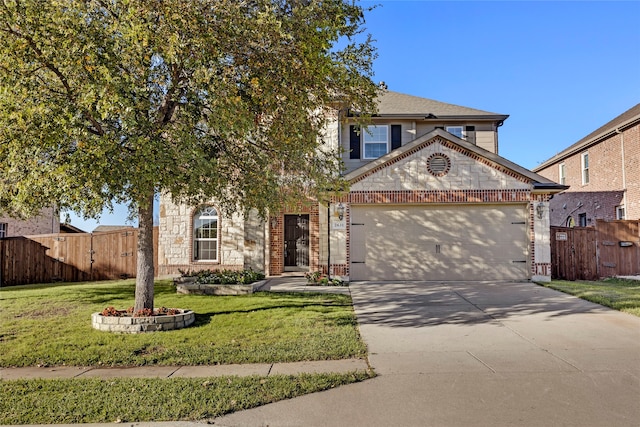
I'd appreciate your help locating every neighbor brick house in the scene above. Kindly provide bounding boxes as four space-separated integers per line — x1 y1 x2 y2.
0 207 60 238
534 103 640 226
159 90 565 282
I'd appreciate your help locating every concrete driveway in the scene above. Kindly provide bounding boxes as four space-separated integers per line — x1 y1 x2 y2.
214 281 640 427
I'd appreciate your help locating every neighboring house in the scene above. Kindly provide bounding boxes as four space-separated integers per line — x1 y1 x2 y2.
0 207 60 238
159 90 565 282
534 103 640 227
59 223 86 233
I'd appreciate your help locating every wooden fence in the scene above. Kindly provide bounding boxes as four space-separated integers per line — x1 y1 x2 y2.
550 220 640 281
0 228 158 286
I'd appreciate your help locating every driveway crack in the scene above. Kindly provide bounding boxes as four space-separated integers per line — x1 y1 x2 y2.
467 351 496 373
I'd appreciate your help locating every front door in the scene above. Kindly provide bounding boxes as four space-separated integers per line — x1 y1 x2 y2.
284 214 309 270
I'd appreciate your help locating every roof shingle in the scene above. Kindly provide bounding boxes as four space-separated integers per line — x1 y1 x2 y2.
376 90 506 117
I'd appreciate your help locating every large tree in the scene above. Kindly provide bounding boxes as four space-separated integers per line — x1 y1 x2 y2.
0 0 377 310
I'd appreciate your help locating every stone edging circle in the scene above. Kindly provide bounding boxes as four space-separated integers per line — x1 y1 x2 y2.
92 310 195 333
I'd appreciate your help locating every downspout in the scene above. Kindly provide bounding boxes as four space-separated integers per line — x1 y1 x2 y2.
618 128 627 215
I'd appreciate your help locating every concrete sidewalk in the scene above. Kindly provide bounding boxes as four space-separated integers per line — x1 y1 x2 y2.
0 358 368 381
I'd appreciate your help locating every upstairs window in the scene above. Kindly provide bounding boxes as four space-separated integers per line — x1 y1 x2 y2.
559 163 566 185
193 206 219 261
445 126 465 140
0 223 6 239
349 124 401 160
581 152 589 185
363 125 389 159
616 206 625 220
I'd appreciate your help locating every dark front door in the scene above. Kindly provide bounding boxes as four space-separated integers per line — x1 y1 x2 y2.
284 215 309 269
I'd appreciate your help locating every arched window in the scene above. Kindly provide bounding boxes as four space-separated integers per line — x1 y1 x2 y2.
193 206 218 261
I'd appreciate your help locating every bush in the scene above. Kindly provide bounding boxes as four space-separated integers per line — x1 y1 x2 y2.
178 268 265 285
304 271 347 287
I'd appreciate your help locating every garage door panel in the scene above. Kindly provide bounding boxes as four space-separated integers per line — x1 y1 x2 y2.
350 205 529 281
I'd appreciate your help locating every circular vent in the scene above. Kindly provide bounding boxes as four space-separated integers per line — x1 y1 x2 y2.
427 153 451 177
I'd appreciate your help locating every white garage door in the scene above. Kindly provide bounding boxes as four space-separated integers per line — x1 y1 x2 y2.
350 204 529 281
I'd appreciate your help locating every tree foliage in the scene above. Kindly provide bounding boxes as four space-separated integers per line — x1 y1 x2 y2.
0 0 377 309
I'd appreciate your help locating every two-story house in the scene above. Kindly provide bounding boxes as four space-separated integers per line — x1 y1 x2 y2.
158 90 565 282
534 103 640 227
0 207 60 238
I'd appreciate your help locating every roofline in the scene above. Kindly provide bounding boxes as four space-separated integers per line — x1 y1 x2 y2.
533 111 640 172
347 113 509 122
345 128 562 189
532 183 569 193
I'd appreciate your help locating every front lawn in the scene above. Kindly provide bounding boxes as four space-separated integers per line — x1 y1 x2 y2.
0 279 371 424
540 277 640 317
0 373 371 425
0 279 366 367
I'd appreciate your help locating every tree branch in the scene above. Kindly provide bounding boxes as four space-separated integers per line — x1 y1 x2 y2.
2 24 106 136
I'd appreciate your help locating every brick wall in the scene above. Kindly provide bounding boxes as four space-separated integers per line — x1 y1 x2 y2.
537 121 640 224
0 207 59 237
268 203 320 276
623 123 640 219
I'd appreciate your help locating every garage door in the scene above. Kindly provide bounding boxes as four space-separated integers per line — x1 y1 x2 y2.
350 204 529 281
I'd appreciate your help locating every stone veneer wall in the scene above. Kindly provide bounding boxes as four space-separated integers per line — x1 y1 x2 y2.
317 202 348 277
158 194 247 276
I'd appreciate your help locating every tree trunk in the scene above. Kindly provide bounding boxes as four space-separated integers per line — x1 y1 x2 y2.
134 191 155 312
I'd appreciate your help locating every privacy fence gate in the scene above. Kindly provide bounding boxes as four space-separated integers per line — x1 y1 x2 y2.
550 220 640 281
0 228 158 286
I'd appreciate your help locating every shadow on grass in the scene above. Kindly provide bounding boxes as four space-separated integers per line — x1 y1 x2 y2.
193 299 353 327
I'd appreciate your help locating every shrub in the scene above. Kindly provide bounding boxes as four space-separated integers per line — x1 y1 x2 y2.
179 268 265 285
304 271 347 287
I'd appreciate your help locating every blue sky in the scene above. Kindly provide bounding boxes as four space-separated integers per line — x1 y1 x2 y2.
63 0 640 231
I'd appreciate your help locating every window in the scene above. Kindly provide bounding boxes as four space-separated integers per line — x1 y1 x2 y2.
559 163 566 185
193 206 218 261
445 126 465 140
578 213 587 227
363 125 389 159
581 152 589 185
0 223 6 239
616 206 626 220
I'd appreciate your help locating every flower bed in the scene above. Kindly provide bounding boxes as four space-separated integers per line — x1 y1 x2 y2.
92 307 195 333
174 268 267 295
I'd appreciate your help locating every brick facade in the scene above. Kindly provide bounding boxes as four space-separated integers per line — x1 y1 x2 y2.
0 207 59 237
269 203 320 276
535 104 640 225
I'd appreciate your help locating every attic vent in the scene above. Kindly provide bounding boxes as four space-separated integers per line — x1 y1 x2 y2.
427 153 451 177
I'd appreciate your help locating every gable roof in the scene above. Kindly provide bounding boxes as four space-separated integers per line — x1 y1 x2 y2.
374 90 509 121
534 103 640 171
345 128 566 192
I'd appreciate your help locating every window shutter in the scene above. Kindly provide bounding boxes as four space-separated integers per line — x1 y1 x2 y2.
391 125 402 150
349 125 360 159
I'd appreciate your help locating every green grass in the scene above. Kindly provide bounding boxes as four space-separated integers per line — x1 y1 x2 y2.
540 277 640 317
0 279 372 424
0 372 373 425
0 279 367 367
